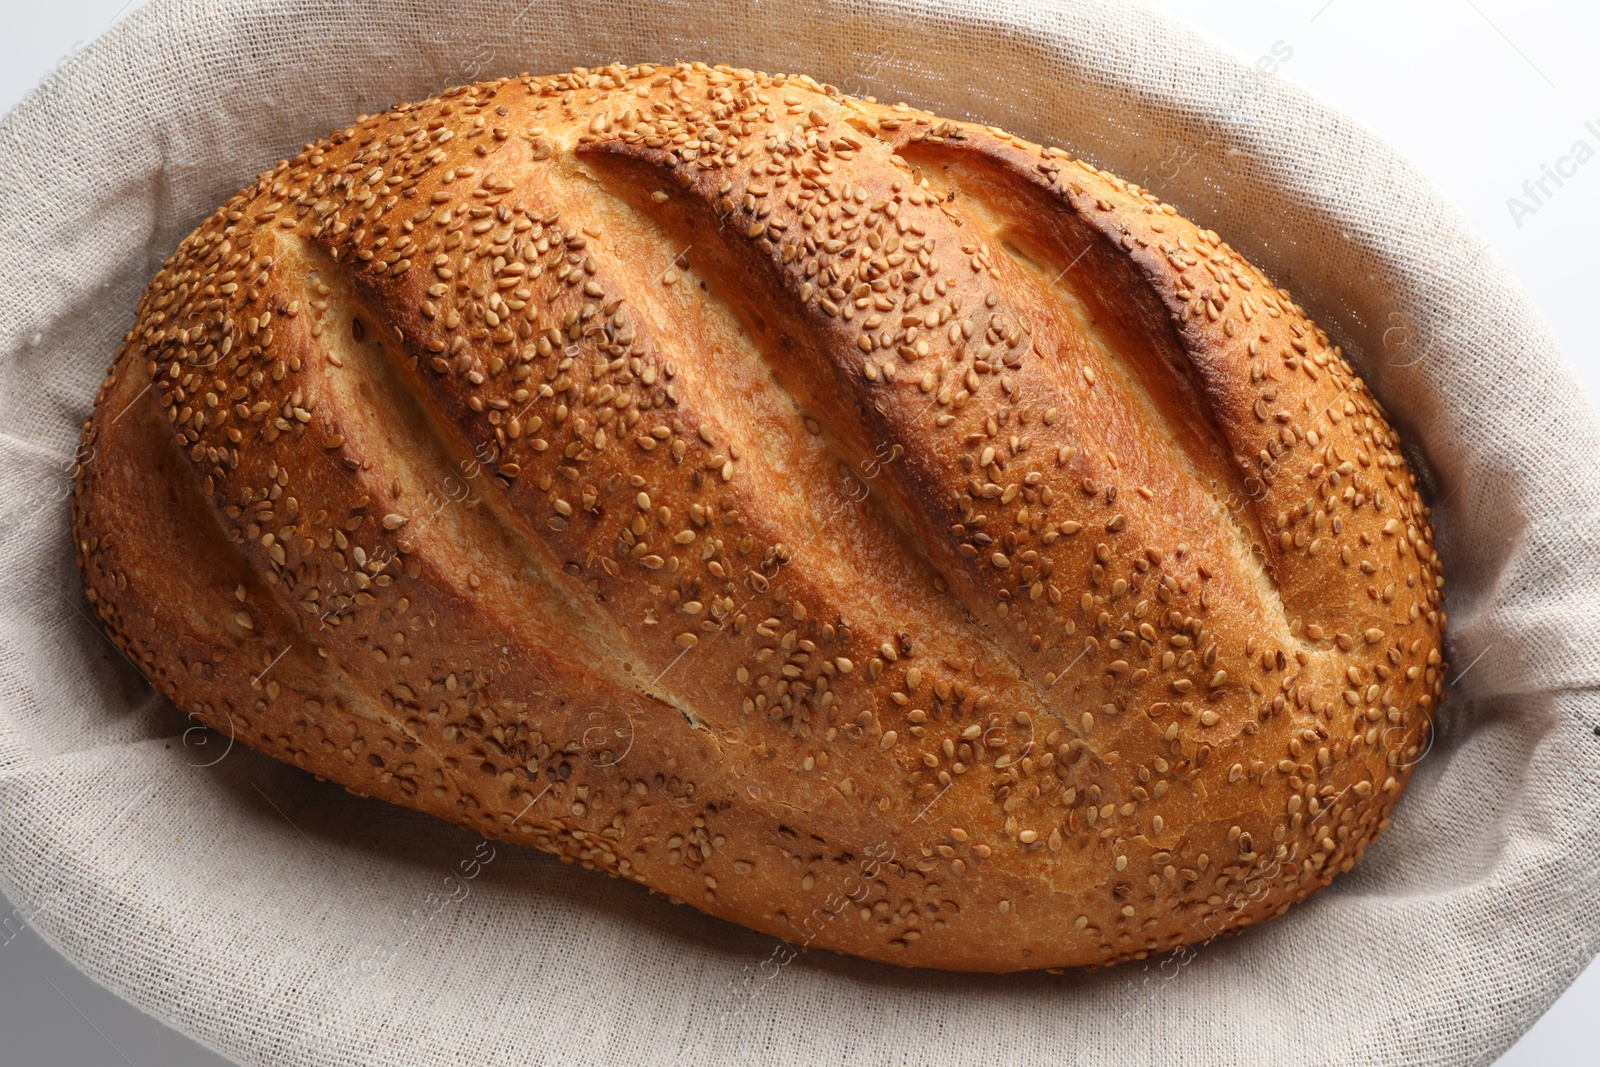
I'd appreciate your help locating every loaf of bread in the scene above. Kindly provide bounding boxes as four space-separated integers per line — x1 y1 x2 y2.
71 62 1446 972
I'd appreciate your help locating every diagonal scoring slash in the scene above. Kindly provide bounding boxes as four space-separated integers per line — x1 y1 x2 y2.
649 577 767 687
895 243 1092 434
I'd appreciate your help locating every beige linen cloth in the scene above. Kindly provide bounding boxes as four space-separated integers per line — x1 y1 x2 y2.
2 0 1597 1063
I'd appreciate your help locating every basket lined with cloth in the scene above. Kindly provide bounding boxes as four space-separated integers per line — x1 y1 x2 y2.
1 0 1597 1063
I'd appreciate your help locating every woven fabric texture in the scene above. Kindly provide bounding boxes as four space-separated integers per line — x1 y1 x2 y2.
1 0 1597 1063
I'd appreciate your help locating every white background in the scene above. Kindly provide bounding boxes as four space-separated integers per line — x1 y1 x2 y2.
0 0 1595 1063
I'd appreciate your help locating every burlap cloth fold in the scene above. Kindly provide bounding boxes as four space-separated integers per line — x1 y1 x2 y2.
1 0 1596 1063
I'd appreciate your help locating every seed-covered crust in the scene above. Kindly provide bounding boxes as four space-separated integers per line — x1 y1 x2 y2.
71 62 1446 972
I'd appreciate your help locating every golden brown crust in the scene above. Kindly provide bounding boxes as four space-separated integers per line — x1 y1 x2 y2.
71 63 1445 972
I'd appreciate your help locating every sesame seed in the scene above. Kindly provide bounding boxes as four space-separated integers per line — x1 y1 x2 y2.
75 66 1446 971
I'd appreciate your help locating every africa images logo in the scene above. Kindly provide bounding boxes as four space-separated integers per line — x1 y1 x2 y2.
1506 120 1600 229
